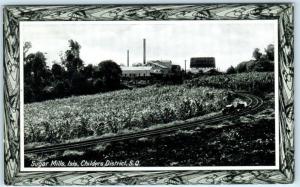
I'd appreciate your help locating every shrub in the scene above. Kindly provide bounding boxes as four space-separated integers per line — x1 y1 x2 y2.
185 72 274 93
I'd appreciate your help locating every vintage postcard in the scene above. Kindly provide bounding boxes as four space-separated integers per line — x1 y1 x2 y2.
4 4 294 185
20 20 279 171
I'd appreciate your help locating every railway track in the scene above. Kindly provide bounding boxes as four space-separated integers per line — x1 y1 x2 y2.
25 93 264 154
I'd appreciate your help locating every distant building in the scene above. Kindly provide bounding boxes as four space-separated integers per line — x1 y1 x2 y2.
121 60 181 78
190 57 215 73
146 60 172 75
121 66 152 78
147 60 172 68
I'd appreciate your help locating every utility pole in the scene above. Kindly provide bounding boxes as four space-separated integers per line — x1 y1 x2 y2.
184 59 187 74
143 38 146 64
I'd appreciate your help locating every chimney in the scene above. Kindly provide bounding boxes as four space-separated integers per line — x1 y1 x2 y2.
127 50 129 67
143 38 146 64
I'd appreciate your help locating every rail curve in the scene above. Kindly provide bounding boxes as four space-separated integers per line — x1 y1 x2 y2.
25 92 264 154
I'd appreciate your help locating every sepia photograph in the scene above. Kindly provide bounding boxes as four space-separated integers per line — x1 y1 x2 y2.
20 20 279 170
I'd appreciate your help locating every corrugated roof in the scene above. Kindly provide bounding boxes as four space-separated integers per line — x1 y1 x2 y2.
149 62 168 69
147 60 172 69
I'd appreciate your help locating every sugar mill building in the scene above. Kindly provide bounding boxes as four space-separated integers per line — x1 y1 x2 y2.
121 38 181 78
121 60 180 78
146 60 172 75
121 66 152 78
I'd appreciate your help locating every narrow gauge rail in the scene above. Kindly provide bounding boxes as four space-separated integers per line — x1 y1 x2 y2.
25 93 264 154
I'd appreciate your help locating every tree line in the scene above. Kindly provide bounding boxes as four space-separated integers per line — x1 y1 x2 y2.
226 44 275 74
24 40 122 103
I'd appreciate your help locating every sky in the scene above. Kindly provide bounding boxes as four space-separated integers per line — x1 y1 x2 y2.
21 20 277 71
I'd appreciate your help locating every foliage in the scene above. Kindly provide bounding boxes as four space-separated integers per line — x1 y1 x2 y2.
265 44 274 61
24 51 51 102
62 40 83 73
23 41 32 57
252 48 262 60
51 63 65 80
23 41 124 103
98 60 122 91
235 44 274 73
236 59 274 73
226 66 236 74
24 85 231 144
185 72 274 93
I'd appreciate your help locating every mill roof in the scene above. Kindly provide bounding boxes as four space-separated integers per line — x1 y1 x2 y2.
147 60 172 69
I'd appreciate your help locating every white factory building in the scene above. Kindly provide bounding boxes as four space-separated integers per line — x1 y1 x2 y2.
120 39 180 78
121 60 174 78
121 66 152 78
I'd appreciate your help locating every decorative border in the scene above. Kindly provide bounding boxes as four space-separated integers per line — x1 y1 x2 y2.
3 4 294 185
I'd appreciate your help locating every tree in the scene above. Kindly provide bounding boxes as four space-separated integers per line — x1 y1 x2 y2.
93 78 104 92
246 60 264 72
24 83 35 103
54 80 70 98
98 60 122 90
82 64 94 78
265 44 274 61
82 64 98 93
89 65 101 79
71 71 86 95
68 39 81 58
24 52 48 85
63 52 84 73
236 61 248 73
23 41 32 58
31 52 48 79
252 48 262 60
23 51 49 102
62 40 84 74
51 63 65 80
226 66 236 74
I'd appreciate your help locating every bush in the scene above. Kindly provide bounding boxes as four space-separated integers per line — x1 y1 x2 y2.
24 84 35 103
185 72 274 93
93 78 104 93
54 80 71 98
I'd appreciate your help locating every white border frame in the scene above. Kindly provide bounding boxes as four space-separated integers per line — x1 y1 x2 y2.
19 20 279 172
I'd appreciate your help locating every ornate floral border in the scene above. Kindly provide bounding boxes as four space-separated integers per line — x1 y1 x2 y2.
3 4 294 185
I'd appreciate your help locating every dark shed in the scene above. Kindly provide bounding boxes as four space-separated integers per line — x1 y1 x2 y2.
190 57 215 68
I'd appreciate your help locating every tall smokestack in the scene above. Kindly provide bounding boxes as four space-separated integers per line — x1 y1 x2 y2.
143 38 146 64
127 50 129 67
